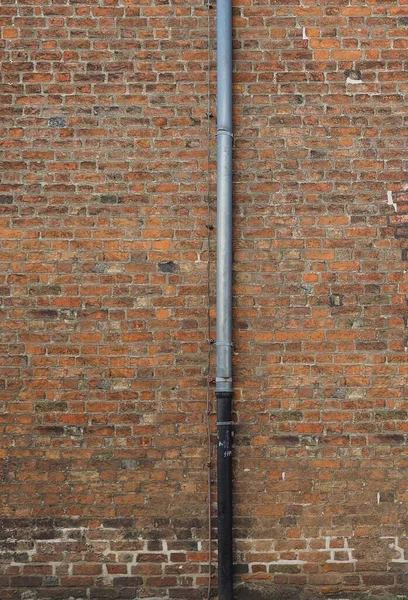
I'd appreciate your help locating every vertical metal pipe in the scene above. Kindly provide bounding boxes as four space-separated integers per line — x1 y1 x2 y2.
216 1 233 599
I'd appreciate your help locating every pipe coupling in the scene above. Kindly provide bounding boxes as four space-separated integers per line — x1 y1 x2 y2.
216 128 234 138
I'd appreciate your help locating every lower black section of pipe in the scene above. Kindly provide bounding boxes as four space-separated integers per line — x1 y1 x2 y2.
216 391 233 600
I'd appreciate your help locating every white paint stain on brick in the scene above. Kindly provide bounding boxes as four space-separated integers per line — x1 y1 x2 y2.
239 537 356 568
346 77 363 84
387 190 398 212
380 537 408 562
274 559 306 564
319 537 356 563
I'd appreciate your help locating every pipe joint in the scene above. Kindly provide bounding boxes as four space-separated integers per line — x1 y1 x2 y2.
216 128 234 139
215 381 233 394
215 391 233 399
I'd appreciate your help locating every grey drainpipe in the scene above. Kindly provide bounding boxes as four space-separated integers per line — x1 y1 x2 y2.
216 1 233 599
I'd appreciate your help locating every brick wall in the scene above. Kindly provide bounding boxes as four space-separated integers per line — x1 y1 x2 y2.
1 0 408 599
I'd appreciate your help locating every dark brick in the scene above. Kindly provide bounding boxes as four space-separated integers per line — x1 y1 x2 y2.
35 426 65 435
169 589 204 599
235 585 302 600
270 436 299 446
394 226 408 238
279 516 298 527
44 576 60 586
310 150 327 159
372 434 405 444
102 518 135 528
10 576 43 587
270 411 303 422
158 261 177 273
100 195 123 204
147 540 163 551
112 577 143 586
90 588 118 600
28 285 62 296
48 116 67 127
28 310 59 319
37 588 88 599
31 529 57 540
90 590 120 599
35 402 68 412
362 574 395 585
378 491 395 503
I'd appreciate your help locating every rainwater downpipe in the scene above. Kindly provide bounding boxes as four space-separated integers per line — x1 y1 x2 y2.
216 1 233 599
